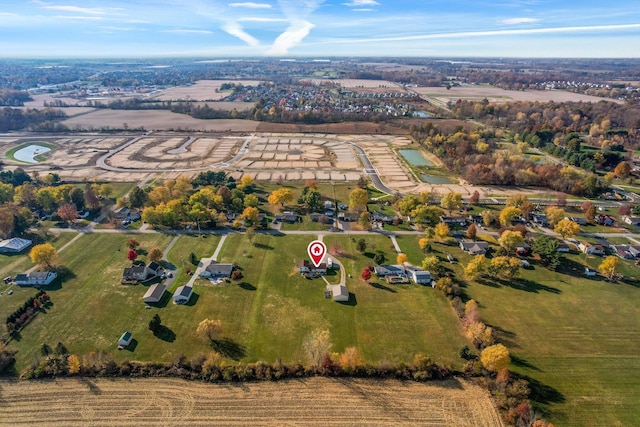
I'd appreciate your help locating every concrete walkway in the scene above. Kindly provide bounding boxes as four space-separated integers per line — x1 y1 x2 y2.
389 234 402 254
317 234 346 287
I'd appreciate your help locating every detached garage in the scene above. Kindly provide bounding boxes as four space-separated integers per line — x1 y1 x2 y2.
173 285 193 304
143 283 167 304
331 285 349 302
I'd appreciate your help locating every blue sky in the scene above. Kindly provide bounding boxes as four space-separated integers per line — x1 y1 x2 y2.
0 0 639 58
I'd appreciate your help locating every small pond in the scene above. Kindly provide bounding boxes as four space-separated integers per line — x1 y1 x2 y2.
13 144 51 163
399 149 433 166
421 174 452 184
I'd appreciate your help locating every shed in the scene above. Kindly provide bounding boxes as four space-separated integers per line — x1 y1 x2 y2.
584 268 597 277
331 285 349 302
410 269 431 284
143 283 167 303
118 331 133 347
173 285 193 304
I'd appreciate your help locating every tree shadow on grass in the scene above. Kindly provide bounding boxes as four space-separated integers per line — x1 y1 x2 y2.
490 324 520 350
211 338 246 361
507 278 561 294
511 354 541 372
237 282 256 291
368 281 396 293
254 243 273 250
153 325 176 342
519 374 565 405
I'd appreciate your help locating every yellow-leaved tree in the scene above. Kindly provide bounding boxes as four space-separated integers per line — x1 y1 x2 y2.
480 343 511 372
197 319 222 344
598 255 620 280
29 243 58 269
396 253 408 265
267 188 293 207
554 218 580 239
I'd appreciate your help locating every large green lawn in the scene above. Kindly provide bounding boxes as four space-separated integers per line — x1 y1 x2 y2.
396 234 640 426
7 232 468 374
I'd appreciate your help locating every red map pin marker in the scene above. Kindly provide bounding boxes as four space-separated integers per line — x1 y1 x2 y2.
307 240 327 268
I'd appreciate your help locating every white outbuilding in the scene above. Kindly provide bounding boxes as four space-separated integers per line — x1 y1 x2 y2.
118 331 133 348
331 284 349 302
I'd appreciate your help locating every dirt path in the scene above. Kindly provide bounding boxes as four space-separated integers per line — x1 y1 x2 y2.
0 377 504 427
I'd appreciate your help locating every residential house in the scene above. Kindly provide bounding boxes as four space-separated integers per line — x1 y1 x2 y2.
122 264 156 283
275 211 299 223
143 283 167 303
459 240 490 255
118 331 133 347
595 214 615 226
531 213 548 227
578 242 605 255
338 212 359 222
610 244 640 259
373 264 406 277
468 214 483 224
331 284 349 302
0 237 32 254
557 243 571 253
622 215 640 226
173 285 193 304
14 271 57 287
200 261 234 278
371 211 399 224
440 216 467 227
297 260 327 275
566 216 587 225
409 269 431 284
114 207 131 219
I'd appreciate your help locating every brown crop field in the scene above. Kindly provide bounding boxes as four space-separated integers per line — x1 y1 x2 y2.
0 377 503 426
414 85 623 105
62 109 260 132
151 79 265 101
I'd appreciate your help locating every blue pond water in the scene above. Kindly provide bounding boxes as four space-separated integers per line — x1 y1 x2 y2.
13 144 50 163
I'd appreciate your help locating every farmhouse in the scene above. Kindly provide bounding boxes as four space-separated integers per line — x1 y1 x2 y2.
331 284 349 302
200 261 234 278
14 271 57 287
173 285 193 304
578 241 605 255
459 240 490 255
297 260 327 275
409 269 431 284
143 283 167 304
122 263 158 283
118 331 133 348
0 237 32 254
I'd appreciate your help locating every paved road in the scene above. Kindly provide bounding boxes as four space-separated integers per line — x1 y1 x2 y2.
344 141 395 195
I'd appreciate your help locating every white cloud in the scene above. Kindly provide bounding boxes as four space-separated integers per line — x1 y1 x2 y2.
52 15 104 21
500 17 540 25
266 20 314 55
353 8 374 12
229 2 272 8
164 29 213 34
40 5 107 15
238 17 288 22
222 22 260 46
343 0 379 6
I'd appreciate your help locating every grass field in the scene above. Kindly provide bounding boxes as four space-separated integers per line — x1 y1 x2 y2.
394 234 640 426
165 234 221 291
0 377 503 426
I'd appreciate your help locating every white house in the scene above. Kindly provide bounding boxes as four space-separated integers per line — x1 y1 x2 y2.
410 269 431 284
118 331 133 347
578 242 605 255
622 215 640 226
0 237 32 253
200 261 234 278
173 285 193 304
14 271 57 287
143 283 167 304
331 284 349 302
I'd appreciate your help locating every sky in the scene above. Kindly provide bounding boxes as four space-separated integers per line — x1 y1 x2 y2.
0 0 639 58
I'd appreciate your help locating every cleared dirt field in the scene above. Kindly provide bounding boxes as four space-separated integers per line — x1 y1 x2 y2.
62 110 260 132
150 80 265 101
0 377 503 427
414 85 623 105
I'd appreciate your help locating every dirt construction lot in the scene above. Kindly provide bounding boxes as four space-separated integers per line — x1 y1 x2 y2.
0 377 503 426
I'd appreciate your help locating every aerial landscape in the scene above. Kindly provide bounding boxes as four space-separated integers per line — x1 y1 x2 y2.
0 1 639 426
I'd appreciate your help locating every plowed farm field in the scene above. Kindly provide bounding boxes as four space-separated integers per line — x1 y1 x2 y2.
0 377 503 427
